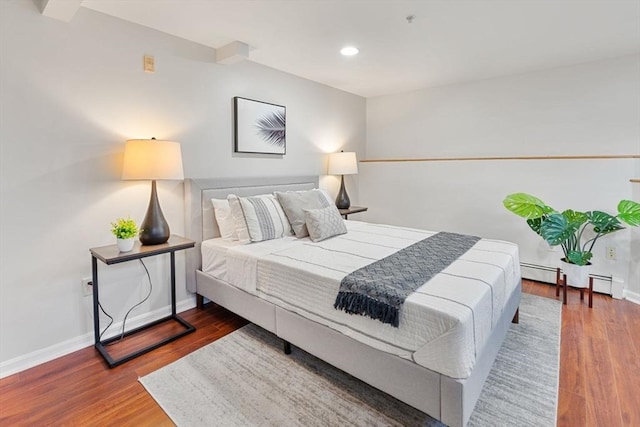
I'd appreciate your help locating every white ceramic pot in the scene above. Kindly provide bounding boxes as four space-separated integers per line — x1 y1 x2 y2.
560 259 592 288
117 237 135 252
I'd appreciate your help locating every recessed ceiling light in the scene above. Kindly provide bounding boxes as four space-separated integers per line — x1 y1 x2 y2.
340 46 359 56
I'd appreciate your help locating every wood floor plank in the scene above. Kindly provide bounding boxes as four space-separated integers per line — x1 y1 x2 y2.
582 298 624 427
604 299 640 426
558 299 586 397
557 387 587 427
0 281 638 426
621 299 640 354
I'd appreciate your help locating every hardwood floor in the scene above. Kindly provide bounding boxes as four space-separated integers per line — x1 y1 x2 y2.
521 281 640 427
1 280 638 426
0 306 248 426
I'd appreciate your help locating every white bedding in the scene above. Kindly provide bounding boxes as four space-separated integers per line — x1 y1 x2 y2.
201 221 520 379
201 238 245 281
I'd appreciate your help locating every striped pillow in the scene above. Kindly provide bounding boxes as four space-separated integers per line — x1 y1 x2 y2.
228 194 293 242
227 195 251 243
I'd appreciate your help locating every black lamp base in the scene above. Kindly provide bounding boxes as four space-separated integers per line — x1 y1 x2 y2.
335 175 351 210
139 180 170 245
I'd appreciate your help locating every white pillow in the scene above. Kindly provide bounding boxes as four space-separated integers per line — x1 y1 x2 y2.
304 205 347 242
229 194 293 242
211 198 237 241
227 194 251 243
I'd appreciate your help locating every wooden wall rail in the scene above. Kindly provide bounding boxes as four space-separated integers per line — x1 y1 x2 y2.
631 179 640 183
360 154 640 163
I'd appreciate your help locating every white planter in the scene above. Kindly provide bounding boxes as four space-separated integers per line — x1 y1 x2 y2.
560 259 592 288
117 237 135 252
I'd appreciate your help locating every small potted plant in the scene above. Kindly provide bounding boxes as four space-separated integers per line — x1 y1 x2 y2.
503 194 640 286
111 217 139 252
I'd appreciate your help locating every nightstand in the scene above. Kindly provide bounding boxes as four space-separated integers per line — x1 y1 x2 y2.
90 235 196 368
338 206 368 219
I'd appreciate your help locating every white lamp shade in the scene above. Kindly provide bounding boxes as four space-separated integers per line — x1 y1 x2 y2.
122 139 184 180
328 151 358 175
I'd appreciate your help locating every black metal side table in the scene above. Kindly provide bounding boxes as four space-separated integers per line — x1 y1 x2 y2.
338 206 368 219
90 235 196 368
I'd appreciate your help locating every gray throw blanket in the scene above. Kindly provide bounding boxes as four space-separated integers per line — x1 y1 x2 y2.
334 232 481 327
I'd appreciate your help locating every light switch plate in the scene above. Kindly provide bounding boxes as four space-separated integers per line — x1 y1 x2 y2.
144 55 155 73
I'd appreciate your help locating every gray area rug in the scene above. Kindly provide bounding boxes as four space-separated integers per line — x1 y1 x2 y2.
140 293 561 426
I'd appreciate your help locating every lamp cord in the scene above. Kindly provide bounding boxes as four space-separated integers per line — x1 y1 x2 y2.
98 302 114 341
99 259 153 344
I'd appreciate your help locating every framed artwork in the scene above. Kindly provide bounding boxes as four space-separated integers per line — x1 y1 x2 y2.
234 97 286 155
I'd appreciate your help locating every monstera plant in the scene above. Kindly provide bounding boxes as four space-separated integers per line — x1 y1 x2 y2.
503 193 640 266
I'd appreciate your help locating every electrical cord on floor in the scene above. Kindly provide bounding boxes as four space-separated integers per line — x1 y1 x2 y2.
99 259 153 344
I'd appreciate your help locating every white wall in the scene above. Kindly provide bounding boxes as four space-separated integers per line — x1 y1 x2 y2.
630 160 640 301
362 56 640 294
0 0 365 374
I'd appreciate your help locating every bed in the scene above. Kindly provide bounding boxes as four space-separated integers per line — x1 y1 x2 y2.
184 176 521 427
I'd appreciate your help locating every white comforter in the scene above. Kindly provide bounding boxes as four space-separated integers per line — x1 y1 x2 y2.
207 221 520 379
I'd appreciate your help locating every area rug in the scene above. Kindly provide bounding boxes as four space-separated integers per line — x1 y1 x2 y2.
140 293 561 426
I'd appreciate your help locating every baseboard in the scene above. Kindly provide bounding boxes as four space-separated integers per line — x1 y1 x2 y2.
0 296 196 379
623 289 640 305
520 262 615 295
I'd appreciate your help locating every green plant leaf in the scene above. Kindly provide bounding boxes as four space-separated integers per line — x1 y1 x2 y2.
526 217 543 236
587 211 623 235
540 213 579 246
562 209 587 226
567 250 592 266
617 200 640 226
111 217 139 239
503 193 551 219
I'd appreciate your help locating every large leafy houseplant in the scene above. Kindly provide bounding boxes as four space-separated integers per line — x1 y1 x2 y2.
503 194 640 266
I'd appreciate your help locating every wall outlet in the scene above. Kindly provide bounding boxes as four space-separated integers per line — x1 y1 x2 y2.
605 246 616 260
81 277 93 296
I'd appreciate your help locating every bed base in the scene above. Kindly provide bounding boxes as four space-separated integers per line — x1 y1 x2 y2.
283 340 292 355
195 269 521 427
184 177 521 426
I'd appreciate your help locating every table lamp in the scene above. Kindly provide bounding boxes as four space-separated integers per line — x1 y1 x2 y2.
122 138 184 245
328 151 358 209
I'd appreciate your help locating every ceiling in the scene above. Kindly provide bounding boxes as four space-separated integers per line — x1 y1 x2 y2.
81 0 640 98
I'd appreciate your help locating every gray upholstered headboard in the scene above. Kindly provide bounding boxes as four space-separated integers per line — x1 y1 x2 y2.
184 176 319 292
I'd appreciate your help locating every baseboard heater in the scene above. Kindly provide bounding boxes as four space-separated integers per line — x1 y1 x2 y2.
520 262 612 295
